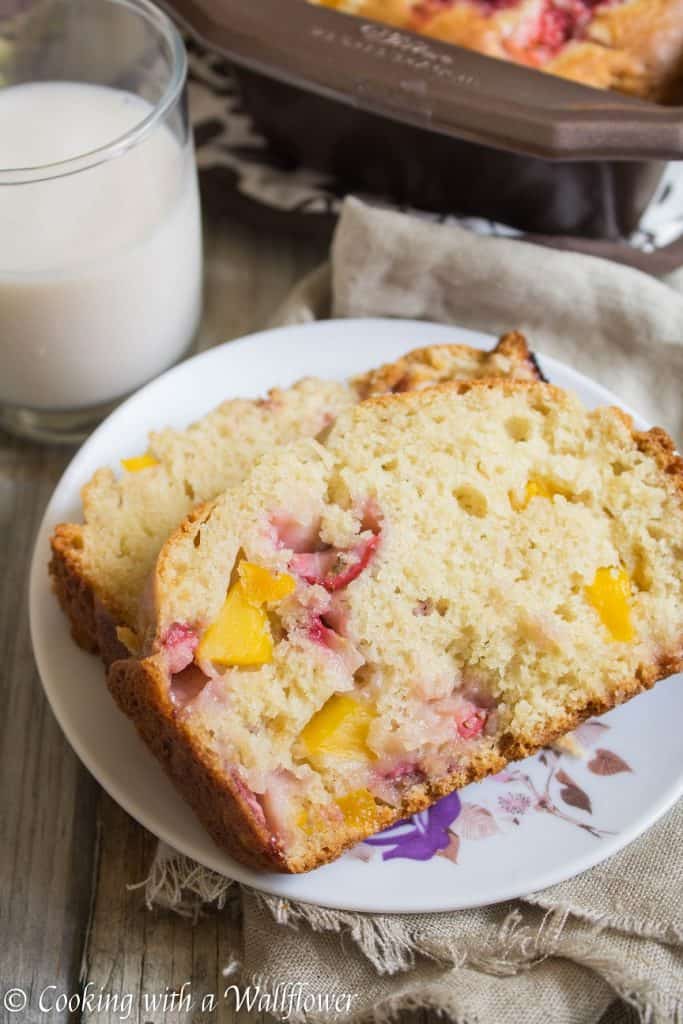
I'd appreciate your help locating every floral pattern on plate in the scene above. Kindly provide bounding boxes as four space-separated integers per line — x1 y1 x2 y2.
359 721 633 864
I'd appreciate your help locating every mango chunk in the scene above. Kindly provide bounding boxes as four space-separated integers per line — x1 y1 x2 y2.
296 805 329 836
121 452 159 473
197 580 272 667
238 561 296 605
196 560 295 668
336 788 381 832
296 808 311 834
510 476 567 511
297 792 380 836
299 694 374 765
585 566 635 643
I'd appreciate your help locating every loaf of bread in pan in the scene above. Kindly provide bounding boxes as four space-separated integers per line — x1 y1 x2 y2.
50 332 540 664
109 380 683 872
312 0 683 102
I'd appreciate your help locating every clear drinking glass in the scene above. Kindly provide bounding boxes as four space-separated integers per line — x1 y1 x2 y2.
0 0 202 442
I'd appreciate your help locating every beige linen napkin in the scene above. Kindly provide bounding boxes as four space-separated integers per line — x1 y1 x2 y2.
275 197 683 444
146 198 683 1023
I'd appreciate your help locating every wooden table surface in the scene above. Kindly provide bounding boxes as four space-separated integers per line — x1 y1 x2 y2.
0 215 331 1024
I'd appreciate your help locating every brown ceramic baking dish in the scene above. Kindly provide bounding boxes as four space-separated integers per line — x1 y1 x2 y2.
166 0 683 241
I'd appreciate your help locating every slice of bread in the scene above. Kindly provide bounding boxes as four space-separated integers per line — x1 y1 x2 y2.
109 380 683 872
50 332 541 664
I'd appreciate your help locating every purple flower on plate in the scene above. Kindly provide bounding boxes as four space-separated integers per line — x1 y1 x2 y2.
498 792 532 816
363 791 462 861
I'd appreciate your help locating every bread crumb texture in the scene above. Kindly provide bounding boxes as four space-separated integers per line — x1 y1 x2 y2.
50 333 540 656
119 381 683 871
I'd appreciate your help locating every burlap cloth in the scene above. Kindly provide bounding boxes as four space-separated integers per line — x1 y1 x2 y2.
145 198 683 1023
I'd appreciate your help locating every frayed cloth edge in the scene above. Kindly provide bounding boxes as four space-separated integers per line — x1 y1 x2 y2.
525 893 683 948
252 890 443 975
132 845 236 920
137 848 683 1023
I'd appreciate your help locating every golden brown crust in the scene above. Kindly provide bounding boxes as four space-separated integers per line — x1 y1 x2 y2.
49 524 98 653
633 425 683 503
497 330 545 374
500 662 669 760
108 654 290 871
49 525 129 667
353 331 543 399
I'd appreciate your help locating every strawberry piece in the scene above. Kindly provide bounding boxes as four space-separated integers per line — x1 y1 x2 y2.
230 769 267 827
290 533 380 592
456 705 488 740
321 592 350 636
270 513 326 553
169 664 208 708
496 0 609 68
260 770 298 839
289 549 340 582
379 759 418 782
535 6 574 56
161 622 199 675
306 616 365 674
360 497 384 535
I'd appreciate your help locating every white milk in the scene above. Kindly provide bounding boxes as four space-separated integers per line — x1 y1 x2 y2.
0 82 202 410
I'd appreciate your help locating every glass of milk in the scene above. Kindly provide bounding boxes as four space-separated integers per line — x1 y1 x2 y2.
0 0 202 442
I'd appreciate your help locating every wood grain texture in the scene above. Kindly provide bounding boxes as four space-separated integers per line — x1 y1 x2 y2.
0 437 99 1022
0 215 325 1024
195 216 326 356
82 794 266 1024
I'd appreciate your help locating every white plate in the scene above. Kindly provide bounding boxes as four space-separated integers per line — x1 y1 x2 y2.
30 318 683 913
